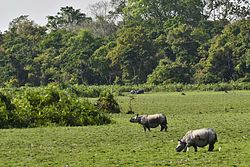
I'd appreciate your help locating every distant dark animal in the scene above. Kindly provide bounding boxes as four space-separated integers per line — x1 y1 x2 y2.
130 90 136 94
130 89 144 94
130 114 167 131
176 128 217 152
136 89 144 94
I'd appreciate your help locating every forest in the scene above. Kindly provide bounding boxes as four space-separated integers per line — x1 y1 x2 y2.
0 0 250 87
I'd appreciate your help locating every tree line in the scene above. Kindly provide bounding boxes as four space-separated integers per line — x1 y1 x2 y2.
0 0 249 87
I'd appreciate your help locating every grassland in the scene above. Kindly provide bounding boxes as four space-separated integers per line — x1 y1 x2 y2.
0 90 250 166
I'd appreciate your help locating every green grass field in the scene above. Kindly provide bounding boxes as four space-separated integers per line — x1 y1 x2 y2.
1 91 250 166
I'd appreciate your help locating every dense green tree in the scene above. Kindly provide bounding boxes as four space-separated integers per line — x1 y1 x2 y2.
59 29 104 84
0 3 249 87
2 16 46 86
203 19 250 82
147 58 194 84
108 26 157 84
35 29 73 84
167 24 200 65
90 41 117 84
0 33 10 87
124 0 204 28
46 6 92 31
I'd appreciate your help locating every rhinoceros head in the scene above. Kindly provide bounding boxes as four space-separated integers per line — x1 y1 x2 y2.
129 114 143 123
176 139 186 152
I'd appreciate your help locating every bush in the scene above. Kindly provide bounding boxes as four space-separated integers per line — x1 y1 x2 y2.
0 86 111 128
0 92 16 128
96 91 121 113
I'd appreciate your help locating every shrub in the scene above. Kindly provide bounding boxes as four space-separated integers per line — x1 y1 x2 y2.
0 92 15 128
0 87 111 128
96 91 121 113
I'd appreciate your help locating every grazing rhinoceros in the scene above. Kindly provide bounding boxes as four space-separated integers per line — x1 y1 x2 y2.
135 89 144 94
176 128 217 152
130 89 144 94
129 114 167 132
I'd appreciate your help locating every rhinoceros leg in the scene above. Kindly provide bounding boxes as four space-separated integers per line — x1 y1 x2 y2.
193 145 198 152
208 143 214 151
160 124 167 131
208 133 216 151
143 125 150 132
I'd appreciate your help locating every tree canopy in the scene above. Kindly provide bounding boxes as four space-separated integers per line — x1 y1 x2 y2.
0 1 249 87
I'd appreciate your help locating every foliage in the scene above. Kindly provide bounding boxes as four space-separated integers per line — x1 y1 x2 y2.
2 16 47 86
35 29 74 84
0 86 111 128
147 58 194 84
167 24 200 65
46 6 92 31
96 90 121 113
108 26 157 84
0 3 250 86
59 29 104 84
90 41 117 84
205 19 250 82
124 0 203 28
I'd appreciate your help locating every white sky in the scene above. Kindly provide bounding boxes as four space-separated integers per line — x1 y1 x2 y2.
0 0 107 32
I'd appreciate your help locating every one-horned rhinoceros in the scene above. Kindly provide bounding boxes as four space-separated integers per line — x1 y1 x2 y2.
129 114 167 132
176 128 218 152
